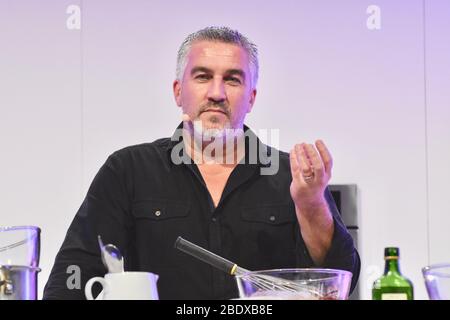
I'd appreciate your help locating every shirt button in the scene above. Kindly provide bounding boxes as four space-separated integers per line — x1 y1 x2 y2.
154 210 162 217
212 217 217 222
269 215 276 222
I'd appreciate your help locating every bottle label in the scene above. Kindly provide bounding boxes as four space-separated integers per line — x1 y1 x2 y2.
381 293 408 300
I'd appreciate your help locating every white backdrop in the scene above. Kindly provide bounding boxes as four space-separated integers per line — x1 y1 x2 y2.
1 0 449 300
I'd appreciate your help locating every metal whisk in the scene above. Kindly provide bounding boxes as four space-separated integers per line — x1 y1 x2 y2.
174 237 323 299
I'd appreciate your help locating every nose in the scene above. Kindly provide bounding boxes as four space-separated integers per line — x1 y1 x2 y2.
206 77 226 103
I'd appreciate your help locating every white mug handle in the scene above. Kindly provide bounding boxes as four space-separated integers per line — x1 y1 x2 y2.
85 277 107 300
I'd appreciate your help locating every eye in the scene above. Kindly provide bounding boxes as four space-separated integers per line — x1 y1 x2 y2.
225 77 242 85
195 74 211 81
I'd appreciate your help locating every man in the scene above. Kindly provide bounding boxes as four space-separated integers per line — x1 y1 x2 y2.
44 26 360 299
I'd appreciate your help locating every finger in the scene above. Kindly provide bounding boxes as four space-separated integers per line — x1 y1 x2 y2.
303 143 325 180
315 140 333 177
289 149 301 183
295 144 313 177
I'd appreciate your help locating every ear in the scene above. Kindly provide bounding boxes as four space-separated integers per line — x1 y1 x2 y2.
173 80 182 107
247 88 257 113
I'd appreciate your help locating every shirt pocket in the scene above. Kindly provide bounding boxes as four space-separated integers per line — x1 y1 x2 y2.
236 204 298 269
131 199 191 268
241 204 296 226
132 199 190 221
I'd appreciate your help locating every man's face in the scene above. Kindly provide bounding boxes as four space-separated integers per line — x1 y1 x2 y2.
173 41 257 137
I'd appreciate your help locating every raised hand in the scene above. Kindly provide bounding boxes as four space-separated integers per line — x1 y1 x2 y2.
289 140 334 265
289 140 333 211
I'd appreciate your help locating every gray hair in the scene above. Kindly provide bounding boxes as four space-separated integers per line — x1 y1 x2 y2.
176 26 259 88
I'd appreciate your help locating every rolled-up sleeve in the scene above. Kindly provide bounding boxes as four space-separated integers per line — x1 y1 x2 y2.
295 187 360 294
321 187 360 293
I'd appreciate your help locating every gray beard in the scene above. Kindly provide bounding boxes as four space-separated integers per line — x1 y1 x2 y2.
192 119 232 141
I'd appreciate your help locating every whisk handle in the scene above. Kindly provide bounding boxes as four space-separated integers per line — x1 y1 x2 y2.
174 237 238 275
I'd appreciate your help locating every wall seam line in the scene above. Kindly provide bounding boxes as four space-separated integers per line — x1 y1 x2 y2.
422 0 431 265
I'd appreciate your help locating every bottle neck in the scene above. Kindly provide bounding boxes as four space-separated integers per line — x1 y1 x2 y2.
384 257 401 274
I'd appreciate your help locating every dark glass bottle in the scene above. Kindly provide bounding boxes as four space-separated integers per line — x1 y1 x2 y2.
372 247 414 300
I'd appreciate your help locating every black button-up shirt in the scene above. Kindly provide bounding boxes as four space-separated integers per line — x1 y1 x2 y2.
43 125 360 300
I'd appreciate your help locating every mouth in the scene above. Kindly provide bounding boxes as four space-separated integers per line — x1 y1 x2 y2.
201 109 228 116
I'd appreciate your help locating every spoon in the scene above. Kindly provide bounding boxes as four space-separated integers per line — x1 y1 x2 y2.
97 235 124 273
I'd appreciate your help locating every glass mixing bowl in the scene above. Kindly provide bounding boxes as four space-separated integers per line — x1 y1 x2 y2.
235 268 353 300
